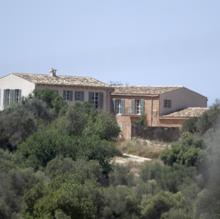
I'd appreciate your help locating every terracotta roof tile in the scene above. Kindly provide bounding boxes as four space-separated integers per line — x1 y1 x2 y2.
112 86 182 96
13 73 109 88
161 107 208 118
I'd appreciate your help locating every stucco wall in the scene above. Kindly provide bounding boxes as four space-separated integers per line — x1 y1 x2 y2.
36 84 112 112
116 115 132 140
111 95 161 139
160 87 207 115
159 118 185 127
0 74 35 110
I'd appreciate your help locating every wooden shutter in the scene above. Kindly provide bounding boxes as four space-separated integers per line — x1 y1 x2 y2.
4 89 9 107
131 99 135 114
111 98 116 113
81 92 84 101
10 89 16 103
121 99 125 114
69 91 73 101
88 92 93 104
18 90 22 101
141 99 145 115
99 92 104 109
63 90 66 99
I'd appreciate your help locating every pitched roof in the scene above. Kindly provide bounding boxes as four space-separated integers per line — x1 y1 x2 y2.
161 107 208 118
12 73 110 88
111 86 182 96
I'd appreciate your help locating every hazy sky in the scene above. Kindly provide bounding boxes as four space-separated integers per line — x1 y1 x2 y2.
0 0 219 104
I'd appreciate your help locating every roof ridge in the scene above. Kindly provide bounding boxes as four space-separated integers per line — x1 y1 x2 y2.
11 72 109 88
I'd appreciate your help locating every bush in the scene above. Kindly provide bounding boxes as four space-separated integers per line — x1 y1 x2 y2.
140 192 184 219
140 162 196 193
161 132 205 167
182 102 220 135
0 106 37 150
18 129 78 169
34 89 67 114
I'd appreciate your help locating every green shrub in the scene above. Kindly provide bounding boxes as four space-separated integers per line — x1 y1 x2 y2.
161 132 205 167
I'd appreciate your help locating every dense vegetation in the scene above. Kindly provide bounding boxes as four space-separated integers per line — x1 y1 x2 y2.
0 91 219 219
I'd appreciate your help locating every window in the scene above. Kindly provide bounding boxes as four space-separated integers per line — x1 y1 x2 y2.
15 89 21 102
75 91 84 101
3 89 21 107
89 92 103 109
135 99 141 114
63 90 73 101
4 89 10 107
164 99 172 108
132 99 145 115
114 99 124 114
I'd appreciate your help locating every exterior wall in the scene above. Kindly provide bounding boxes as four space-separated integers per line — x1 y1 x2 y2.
111 95 161 139
159 118 186 127
0 74 35 110
116 115 132 140
160 87 207 115
35 84 112 112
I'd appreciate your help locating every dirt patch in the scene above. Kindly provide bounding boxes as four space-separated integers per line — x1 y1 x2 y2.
112 153 151 165
117 138 169 159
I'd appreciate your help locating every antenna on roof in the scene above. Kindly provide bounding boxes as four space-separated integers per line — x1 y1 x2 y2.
49 68 57 77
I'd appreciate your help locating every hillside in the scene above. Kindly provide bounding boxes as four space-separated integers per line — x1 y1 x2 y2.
0 90 220 219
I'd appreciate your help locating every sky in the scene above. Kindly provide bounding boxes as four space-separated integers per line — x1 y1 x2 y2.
0 0 219 104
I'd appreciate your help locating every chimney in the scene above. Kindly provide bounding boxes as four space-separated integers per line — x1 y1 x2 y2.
49 68 57 77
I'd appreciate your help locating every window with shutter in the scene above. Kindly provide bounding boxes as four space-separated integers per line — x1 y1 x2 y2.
140 99 145 114
75 91 84 101
88 92 103 109
63 90 73 101
99 92 103 109
15 89 22 103
131 99 135 114
121 99 125 114
4 89 10 107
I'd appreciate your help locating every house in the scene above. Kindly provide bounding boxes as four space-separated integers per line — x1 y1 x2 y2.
111 86 208 139
0 70 208 139
0 69 113 112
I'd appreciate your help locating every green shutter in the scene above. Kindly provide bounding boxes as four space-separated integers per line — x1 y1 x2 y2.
99 92 104 109
112 98 116 113
88 92 93 104
70 91 73 101
81 92 85 101
4 89 9 107
18 90 22 102
10 90 16 103
63 90 66 99
121 99 125 114
131 99 135 114
141 99 145 115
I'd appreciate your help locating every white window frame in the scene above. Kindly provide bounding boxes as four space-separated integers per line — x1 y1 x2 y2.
115 99 122 115
75 91 84 101
135 99 141 115
63 90 73 101
89 92 103 109
91 92 99 108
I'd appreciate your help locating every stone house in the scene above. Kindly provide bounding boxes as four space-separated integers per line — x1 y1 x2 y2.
0 70 208 139
111 86 208 139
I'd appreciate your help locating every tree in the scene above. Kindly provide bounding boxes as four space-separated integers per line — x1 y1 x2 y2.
161 132 205 167
34 89 67 114
140 192 184 219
